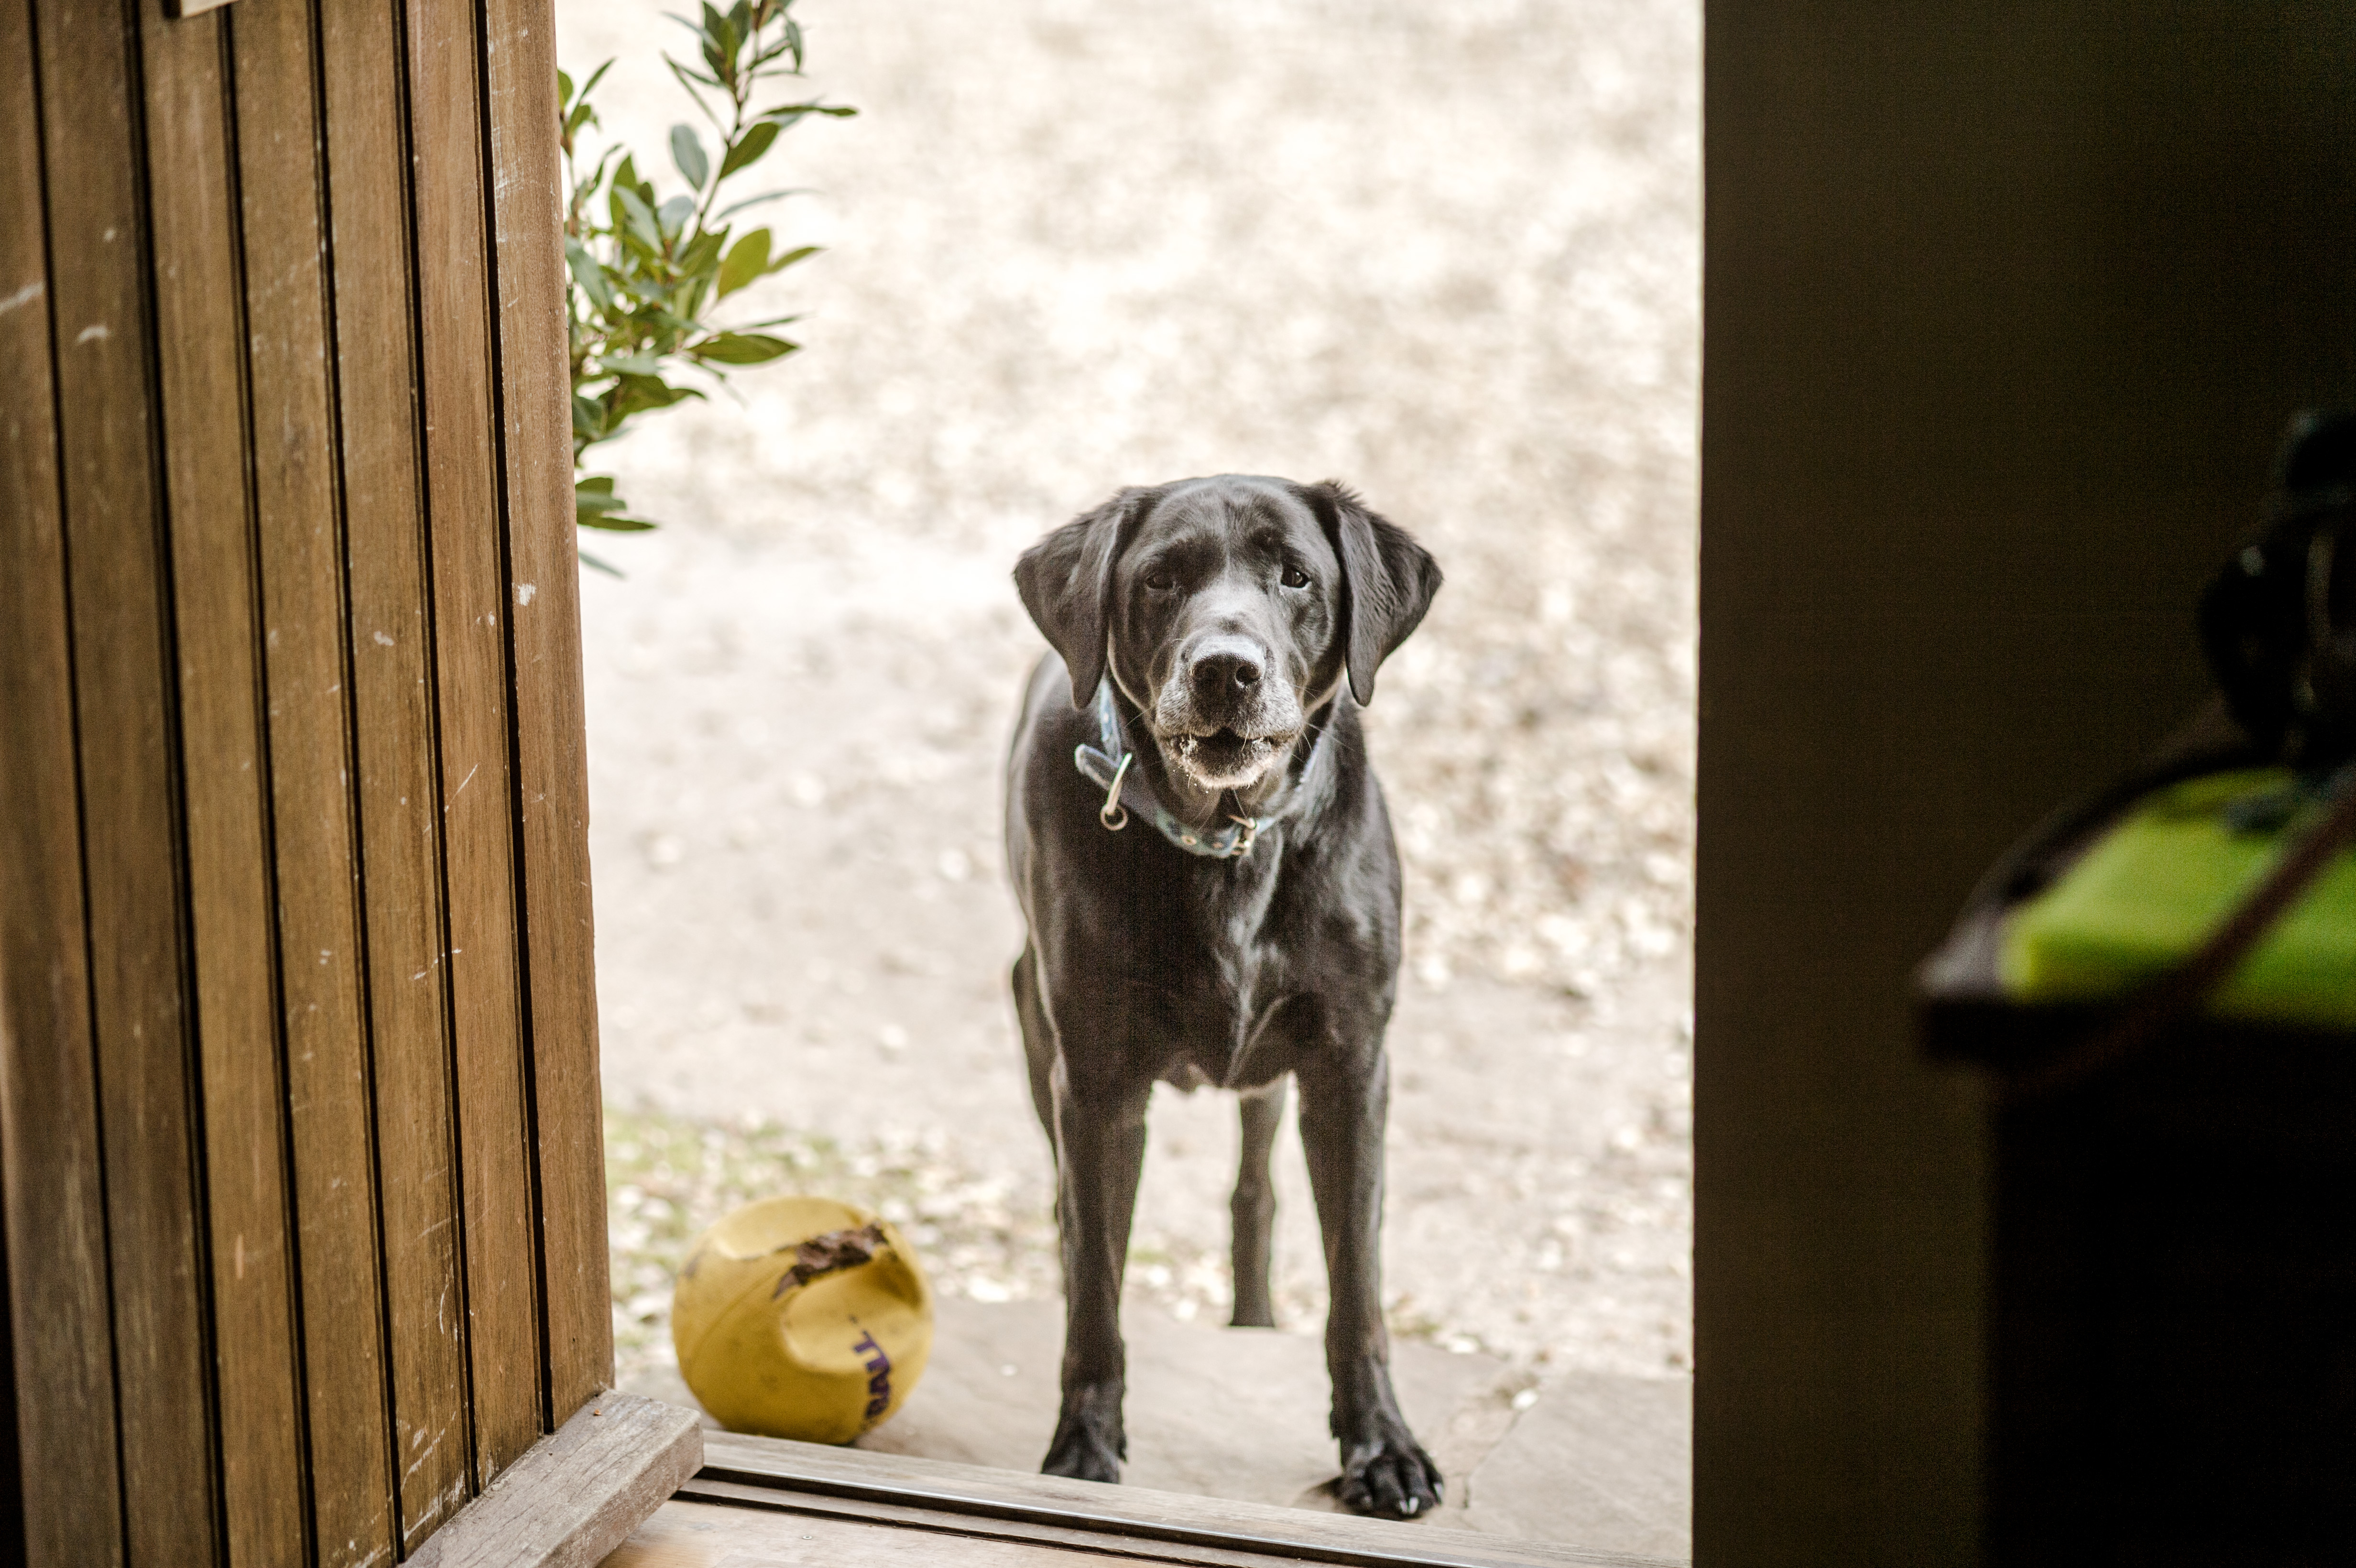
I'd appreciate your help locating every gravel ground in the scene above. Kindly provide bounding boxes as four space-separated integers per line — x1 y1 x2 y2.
554 0 1698 1399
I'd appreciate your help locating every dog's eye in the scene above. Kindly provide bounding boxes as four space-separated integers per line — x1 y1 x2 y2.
1280 566 1310 589
1144 570 1176 593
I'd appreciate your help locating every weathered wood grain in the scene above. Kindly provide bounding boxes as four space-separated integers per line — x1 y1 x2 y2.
0 2 126 1561
696 1434 1686 1568
30 0 220 1558
408 1393 702 1568
482 0 614 1420
626 1494 1637 1568
405 0 547 1481
670 1478 1411 1568
136 6 308 1563
7 0 620 1555
229 2 397 1560
612 1497 1176 1568
317 0 479 1546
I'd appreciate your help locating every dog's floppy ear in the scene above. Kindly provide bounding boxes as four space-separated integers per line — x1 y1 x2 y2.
1306 481 1442 705
1014 487 1156 708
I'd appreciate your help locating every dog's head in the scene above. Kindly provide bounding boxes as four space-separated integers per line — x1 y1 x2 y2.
1015 475 1442 792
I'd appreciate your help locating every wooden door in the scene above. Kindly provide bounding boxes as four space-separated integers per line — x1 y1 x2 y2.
0 0 611 1557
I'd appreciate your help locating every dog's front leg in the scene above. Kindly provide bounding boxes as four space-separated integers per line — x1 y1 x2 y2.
1042 1058 1151 1483
1298 1049 1443 1518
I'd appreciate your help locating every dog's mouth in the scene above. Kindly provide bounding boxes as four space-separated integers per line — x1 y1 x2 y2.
1166 727 1288 788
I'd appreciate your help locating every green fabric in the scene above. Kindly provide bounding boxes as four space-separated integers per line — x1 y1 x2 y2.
2002 768 2356 1029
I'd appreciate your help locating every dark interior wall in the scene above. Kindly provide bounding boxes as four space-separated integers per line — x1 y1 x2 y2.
1698 6 2356 1561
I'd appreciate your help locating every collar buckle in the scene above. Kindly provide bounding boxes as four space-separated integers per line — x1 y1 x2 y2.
1222 812 1259 858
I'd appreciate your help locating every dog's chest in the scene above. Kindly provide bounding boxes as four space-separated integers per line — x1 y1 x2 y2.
1148 856 1305 1089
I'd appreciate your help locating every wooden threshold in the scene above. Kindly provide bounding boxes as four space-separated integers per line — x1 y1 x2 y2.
682 1430 1686 1568
409 1393 703 1567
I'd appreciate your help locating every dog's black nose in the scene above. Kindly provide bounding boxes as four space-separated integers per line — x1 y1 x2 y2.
1193 650 1262 698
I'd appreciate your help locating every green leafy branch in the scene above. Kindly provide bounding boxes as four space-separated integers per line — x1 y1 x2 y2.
560 0 854 570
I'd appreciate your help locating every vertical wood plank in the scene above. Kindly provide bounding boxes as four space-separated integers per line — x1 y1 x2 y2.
137 8 309 1565
30 0 222 1558
0 0 129 1561
228 0 398 1561
317 0 479 1545
407 0 547 1481
0 1225 17 1561
483 0 613 1417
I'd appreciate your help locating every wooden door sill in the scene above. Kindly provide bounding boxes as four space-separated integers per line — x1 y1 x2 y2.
409 1393 704 1567
677 1429 1687 1568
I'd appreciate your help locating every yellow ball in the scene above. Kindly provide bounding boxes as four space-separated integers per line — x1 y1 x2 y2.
671 1196 933 1444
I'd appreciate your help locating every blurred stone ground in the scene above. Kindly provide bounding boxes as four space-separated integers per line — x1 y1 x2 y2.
556 0 1695 1546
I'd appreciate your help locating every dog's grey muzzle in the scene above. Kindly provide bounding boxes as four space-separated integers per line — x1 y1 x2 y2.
1156 633 1303 788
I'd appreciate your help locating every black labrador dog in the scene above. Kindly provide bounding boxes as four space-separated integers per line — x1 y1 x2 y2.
1004 474 1444 1518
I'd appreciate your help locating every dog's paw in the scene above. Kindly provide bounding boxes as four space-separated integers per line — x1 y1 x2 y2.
1041 1411 1126 1484
1338 1429 1444 1520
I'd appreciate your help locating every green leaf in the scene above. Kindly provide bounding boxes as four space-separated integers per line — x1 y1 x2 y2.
597 352 665 376
611 373 705 418
578 145 620 202
764 243 818 275
757 100 856 125
709 187 809 224
571 394 605 441
716 228 770 298
663 54 724 121
717 120 779 181
689 331 797 365
657 195 696 239
669 123 709 189
578 476 656 530
565 239 615 311
677 229 727 280
579 549 624 577
699 2 737 84
615 185 660 250
561 59 612 131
